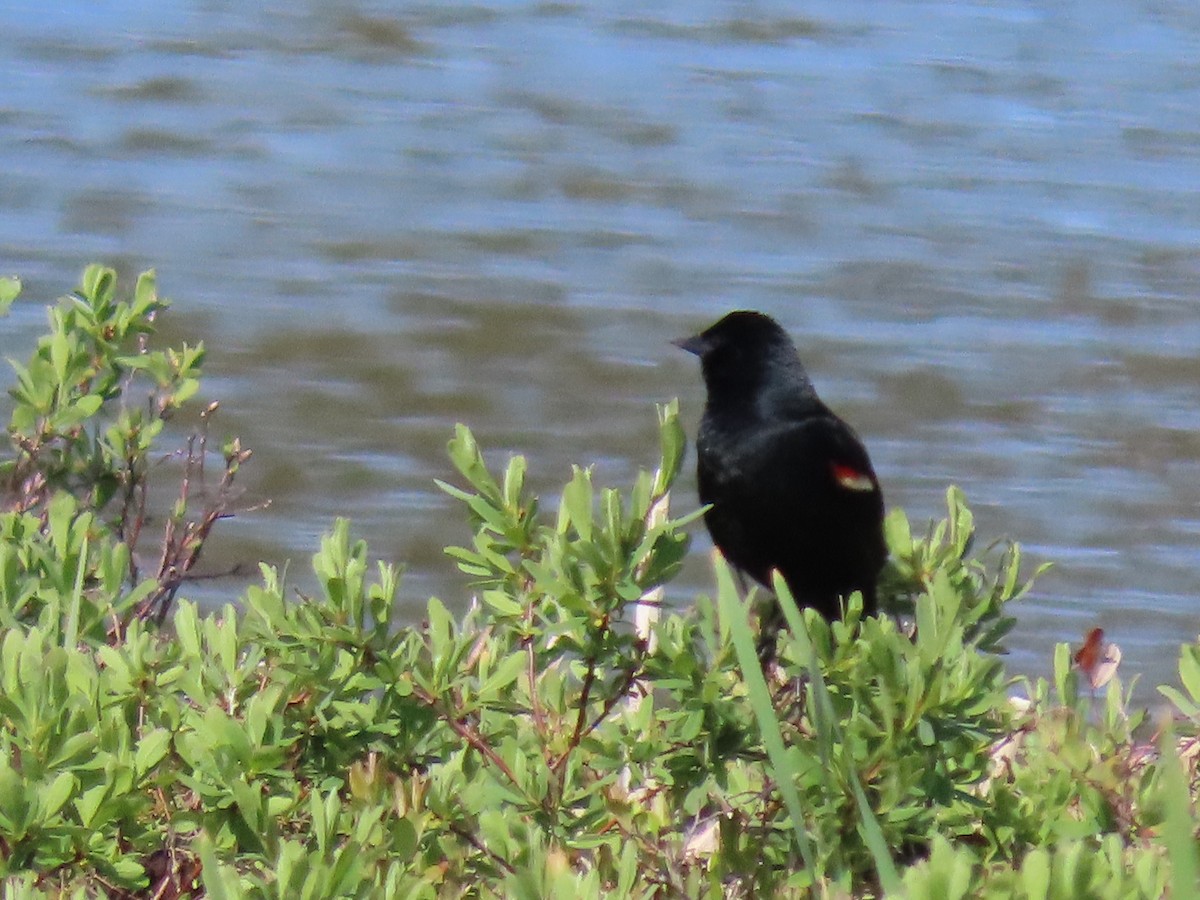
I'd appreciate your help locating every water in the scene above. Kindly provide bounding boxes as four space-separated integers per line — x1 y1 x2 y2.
2 0 1199 700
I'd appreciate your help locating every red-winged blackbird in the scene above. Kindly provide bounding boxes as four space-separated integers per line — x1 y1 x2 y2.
676 311 886 658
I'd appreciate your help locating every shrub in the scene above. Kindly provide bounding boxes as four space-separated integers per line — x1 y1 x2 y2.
0 267 1195 898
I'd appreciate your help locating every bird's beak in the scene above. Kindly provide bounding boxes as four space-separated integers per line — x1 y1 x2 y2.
672 334 706 356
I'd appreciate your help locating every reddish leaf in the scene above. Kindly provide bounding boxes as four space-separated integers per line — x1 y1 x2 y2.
1074 626 1121 689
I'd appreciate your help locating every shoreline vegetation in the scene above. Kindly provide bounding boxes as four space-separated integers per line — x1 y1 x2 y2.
0 266 1196 898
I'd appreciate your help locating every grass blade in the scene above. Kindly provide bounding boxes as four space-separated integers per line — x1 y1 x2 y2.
64 533 86 649
773 573 903 896
715 554 821 885
1159 721 1199 896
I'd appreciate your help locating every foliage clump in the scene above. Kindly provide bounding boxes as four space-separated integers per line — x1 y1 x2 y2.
0 267 1196 898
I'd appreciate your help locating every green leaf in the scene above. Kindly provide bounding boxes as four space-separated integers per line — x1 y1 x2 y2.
75 782 110 828
946 485 974 556
56 393 105 431
909 835 975 900
62 530 88 649
110 856 150 885
884 506 913 555
1160 722 1200 897
197 835 237 900
502 455 527 508
653 399 685 494
447 424 502 501
561 466 594 541
917 717 935 746
1159 685 1200 718
426 597 454 661
479 651 526 701
1021 846 1050 899
174 377 200 405
135 728 172 778
435 479 475 503
480 589 524 617
49 325 72 383
1179 646 1200 705
175 601 203 658
1053 642 1075 706
133 268 160 315
392 817 418 860
39 771 78 819
81 264 116 306
0 276 19 314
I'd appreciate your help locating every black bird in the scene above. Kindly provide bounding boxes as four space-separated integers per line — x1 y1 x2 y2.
676 311 886 658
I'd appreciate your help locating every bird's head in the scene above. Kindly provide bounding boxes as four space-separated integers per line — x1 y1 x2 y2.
674 310 815 407
674 310 788 360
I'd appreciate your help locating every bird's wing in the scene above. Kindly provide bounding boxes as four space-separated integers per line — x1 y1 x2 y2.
739 413 881 501
697 411 882 560
696 410 885 614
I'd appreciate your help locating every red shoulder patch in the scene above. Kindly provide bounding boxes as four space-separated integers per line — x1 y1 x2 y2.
831 461 876 492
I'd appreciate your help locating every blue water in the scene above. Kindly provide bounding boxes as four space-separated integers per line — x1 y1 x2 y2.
2 0 1200 699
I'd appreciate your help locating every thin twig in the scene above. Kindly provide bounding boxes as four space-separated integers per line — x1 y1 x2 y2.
523 593 553 766
527 639 549 737
411 685 524 791
558 653 598 774
446 821 518 876
579 662 644 745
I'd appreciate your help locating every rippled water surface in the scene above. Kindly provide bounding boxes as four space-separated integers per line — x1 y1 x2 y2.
3 1 1200 698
